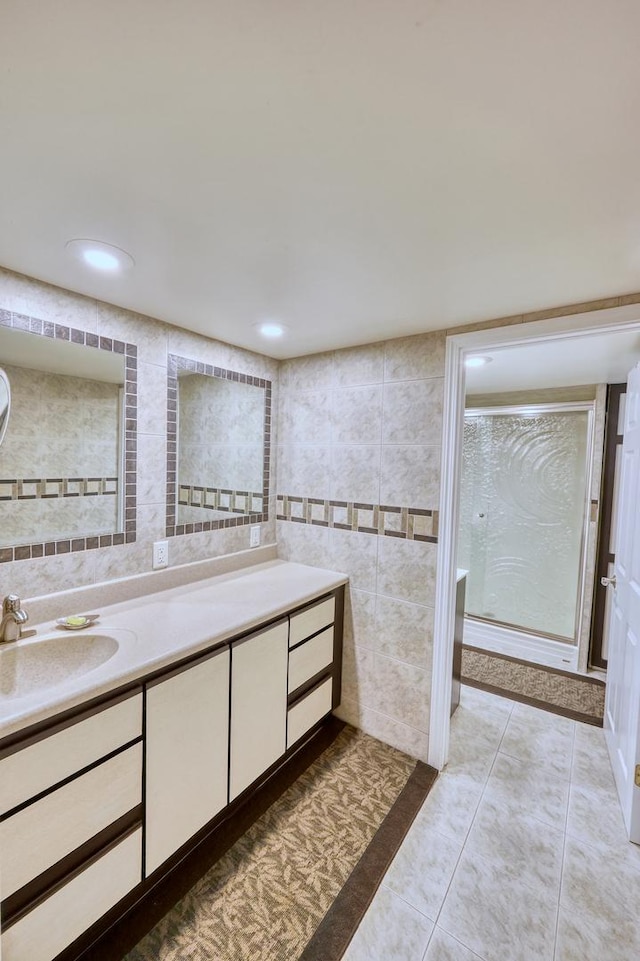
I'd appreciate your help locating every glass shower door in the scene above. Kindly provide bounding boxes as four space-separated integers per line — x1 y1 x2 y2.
458 405 592 643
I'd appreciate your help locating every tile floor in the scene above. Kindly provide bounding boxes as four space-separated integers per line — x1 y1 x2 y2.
343 685 640 961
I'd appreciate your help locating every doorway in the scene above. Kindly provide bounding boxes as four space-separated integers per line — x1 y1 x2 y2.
428 304 640 771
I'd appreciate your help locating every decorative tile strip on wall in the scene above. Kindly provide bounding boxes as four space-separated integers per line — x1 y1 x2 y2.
277 495 438 542
0 477 118 500
178 484 264 514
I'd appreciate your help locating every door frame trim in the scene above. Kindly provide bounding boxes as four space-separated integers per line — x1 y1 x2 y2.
428 303 640 771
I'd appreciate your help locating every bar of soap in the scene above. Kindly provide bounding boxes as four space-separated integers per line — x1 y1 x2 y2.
66 616 88 626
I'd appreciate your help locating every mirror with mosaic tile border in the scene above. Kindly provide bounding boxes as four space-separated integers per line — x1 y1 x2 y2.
0 317 137 563
166 354 271 536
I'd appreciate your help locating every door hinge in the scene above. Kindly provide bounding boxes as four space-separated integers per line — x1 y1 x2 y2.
635 765 640 788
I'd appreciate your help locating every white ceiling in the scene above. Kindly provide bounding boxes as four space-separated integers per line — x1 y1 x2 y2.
1 1 640 359
464 327 640 393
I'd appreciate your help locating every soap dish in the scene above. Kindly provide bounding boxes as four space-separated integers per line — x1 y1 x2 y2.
56 614 100 630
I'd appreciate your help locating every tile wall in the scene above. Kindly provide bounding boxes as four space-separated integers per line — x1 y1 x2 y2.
0 267 278 600
276 333 446 761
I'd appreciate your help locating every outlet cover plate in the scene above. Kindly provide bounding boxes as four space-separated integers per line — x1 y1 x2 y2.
250 526 260 548
153 540 168 569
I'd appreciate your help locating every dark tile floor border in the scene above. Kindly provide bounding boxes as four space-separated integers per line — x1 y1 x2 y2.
461 675 604 727
299 760 438 961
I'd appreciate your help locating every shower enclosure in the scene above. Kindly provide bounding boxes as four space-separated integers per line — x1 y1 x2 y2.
458 402 594 663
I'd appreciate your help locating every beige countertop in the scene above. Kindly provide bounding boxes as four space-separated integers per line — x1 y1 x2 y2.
0 560 348 742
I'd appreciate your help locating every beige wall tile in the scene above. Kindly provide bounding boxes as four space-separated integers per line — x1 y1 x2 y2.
0 267 98 331
330 446 381 503
7 550 99 601
380 445 440 510
375 595 434 670
333 342 384 387
275 519 330 568
377 537 438 606
137 362 169 435
327 528 377 592
137 434 167 507
341 699 430 764
382 379 444 446
331 385 383 445
383 331 446 382
96 303 169 367
279 351 335 390
280 389 332 445
277 445 332 499
373 653 431 732
343 588 377 649
341 638 377 709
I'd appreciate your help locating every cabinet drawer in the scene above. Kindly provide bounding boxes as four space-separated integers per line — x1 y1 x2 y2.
1 743 142 901
289 596 335 648
1 827 142 961
0 693 142 816
288 627 334 693
287 678 333 749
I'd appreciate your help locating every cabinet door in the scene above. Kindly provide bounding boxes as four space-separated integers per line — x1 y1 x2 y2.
145 647 230 876
229 620 288 801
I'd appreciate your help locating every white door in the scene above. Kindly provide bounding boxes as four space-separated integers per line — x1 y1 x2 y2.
604 362 640 842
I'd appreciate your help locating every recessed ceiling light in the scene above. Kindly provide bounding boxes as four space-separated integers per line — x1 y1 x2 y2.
464 355 492 368
255 321 288 339
66 239 135 273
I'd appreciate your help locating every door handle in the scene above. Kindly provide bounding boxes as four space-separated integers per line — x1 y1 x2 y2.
601 575 617 589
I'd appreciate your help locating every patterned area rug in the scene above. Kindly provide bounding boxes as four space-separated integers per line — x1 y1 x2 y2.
462 645 605 725
125 727 422 961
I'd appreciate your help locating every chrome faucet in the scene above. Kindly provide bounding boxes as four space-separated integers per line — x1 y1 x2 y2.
0 594 29 643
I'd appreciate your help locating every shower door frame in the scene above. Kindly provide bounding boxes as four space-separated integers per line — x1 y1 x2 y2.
429 303 640 772
462 401 596 649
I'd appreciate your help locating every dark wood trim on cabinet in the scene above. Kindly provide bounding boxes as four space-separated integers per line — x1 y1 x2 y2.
332 585 345 710
288 667 334 707
52 717 345 961
590 382 625 669
1 806 143 930
0 685 143 760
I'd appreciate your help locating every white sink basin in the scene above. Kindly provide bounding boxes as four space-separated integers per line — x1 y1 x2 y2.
0 633 122 699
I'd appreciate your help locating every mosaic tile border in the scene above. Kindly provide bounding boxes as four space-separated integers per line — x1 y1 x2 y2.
277 495 438 542
0 307 136 564
0 477 118 500
178 484 264 515
166 355 271 537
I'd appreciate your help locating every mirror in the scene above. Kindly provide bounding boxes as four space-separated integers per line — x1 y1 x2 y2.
166 355 271 535
0 320 137 561
0 367 10 446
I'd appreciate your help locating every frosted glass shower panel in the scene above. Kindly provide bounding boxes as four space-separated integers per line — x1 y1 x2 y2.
458 410 591 641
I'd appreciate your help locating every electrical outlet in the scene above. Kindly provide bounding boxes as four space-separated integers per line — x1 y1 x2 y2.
153 540 168 569
250 525 261 548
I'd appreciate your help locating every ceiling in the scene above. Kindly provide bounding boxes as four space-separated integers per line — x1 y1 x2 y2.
1 1 640 359
464 326 640 393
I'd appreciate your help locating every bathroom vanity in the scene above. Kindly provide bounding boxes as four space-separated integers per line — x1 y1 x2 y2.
0 560 346 961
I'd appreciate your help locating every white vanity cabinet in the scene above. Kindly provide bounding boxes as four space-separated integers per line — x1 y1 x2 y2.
0 578 345 961
229 619 288 801
145 646 230 875
0 690 144 961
